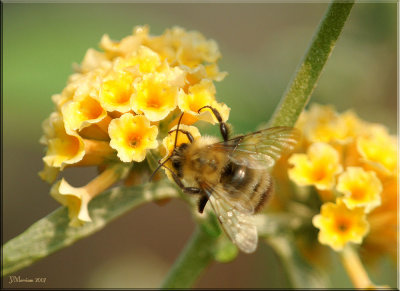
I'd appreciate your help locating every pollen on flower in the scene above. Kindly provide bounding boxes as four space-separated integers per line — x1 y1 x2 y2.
337 167 382 213
288 142 343 190
109 113 158 162
312 198 370 251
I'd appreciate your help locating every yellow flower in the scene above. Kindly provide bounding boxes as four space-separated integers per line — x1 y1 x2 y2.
62 95 107 132
52 73 87 110
180 64 227 92
50 165 124 227
132 70 184 122
357 125 397 176
204 63 228 82
114 45 162 74
170 26 221 67
312 199 370 251
299 104 359 144
145 26 221 68
178 79 230 124
99 70 136 113
337 167 382 213
79 48 112 74
38 164 60 184
40 112 85 169
340 110 364 139
51 179 92 227
362 176 398 262
288 142 343 190
41 25 229 228
100 25 149 59
108 113 158 162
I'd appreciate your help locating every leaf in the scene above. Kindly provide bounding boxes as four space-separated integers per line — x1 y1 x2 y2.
2 180 179 276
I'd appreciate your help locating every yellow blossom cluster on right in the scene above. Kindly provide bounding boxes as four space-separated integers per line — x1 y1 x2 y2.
39 25 230 227
288 104 397 257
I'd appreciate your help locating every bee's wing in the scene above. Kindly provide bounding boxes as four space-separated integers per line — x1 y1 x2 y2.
204 185 258 253
212 126 300 170
201 181 254 214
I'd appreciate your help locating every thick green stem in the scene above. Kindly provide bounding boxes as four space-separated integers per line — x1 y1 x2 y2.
269 0 354 127
161 226 217 288
161 1 354 288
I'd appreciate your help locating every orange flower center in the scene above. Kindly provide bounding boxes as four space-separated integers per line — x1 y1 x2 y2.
350 185 365 200
190 101 202 112
128 134 142 148
147 96 162 109
312 166 326 182
114 89 132 104
335 217 351 233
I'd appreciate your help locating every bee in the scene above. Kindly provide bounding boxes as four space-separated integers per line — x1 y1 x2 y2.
151 106 300 253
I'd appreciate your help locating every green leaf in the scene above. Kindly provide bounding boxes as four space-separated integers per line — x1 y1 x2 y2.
2 180 179 276
267 235 329 288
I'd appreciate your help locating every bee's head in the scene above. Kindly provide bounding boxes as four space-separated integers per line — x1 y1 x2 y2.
170 143 190 176
149 112 188 181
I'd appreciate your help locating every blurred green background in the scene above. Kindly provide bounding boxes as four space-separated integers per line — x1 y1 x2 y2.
3 2 397 289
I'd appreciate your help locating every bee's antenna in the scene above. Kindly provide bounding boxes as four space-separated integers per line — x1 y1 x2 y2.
149 112 185 182
173 112 185 150
149 156 171 182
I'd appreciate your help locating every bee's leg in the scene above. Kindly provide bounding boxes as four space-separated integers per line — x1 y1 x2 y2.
165 164 202 194
167 129 194 143
198 195 209 213
198 105 229 141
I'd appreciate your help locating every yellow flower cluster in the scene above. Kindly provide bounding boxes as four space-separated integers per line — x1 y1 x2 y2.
39 26 229 226
288 104 397 256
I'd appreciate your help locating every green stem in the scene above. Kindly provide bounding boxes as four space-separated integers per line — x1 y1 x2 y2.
161 226 217 288
269 0 354 127
160 1 354 288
